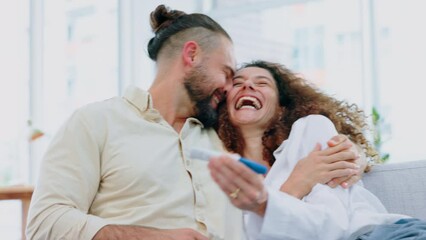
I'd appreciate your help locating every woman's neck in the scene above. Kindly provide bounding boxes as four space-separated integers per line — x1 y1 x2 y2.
240 126 265 164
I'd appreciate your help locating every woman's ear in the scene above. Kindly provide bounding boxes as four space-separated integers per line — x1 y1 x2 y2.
182 41 200 66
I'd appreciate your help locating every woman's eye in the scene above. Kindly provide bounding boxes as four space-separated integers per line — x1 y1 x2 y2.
233 82 243 87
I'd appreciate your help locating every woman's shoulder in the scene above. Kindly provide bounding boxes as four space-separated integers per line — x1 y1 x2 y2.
289 114 338 149
275 115 336 154
292 114 334 130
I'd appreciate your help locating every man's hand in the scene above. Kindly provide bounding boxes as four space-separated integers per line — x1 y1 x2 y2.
208 155 268 217
93 225 208 240
326 134 367 188
280 141 360 199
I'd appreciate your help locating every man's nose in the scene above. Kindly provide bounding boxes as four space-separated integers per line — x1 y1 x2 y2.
223 81 233 96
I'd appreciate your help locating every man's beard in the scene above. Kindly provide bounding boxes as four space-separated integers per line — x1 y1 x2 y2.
184 65 218 128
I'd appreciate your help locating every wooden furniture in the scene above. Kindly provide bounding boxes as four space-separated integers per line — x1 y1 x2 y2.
0 185 34 240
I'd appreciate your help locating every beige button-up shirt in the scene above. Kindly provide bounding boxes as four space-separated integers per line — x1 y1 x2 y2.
26 86 242 240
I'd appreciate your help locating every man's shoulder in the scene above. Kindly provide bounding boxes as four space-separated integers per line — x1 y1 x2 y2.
72 96 124 123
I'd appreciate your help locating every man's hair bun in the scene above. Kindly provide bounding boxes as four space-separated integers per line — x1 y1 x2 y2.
150 4 186 33
147 4 230 61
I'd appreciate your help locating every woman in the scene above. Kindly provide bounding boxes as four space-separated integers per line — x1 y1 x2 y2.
209 60 425 239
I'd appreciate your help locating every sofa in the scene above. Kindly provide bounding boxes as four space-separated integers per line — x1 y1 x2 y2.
363 159 426 220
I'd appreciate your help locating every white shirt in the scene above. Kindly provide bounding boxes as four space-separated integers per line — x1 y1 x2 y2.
243 115 408 240
26 86 243 240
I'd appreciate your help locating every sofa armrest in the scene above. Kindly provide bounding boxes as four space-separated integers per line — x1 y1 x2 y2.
363 159 426 220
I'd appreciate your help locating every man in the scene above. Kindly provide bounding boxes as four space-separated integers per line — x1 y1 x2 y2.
26 5 364 240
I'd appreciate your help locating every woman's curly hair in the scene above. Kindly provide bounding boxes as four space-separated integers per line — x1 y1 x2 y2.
217 60 378 167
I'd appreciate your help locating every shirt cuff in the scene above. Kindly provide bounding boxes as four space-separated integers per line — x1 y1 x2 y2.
257 187 301 239
83 215 112 240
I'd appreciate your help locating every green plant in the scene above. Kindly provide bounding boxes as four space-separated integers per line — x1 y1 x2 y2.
371 107 390 162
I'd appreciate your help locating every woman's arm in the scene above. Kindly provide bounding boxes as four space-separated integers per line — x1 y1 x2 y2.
209 115 360 240
280 140 359 199
254 115 356 240
208 153 353 240
326 134 369 188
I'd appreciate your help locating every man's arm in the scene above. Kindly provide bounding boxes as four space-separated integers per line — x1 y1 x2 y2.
27 109 209 240
26 109 109 239
93 225 208 240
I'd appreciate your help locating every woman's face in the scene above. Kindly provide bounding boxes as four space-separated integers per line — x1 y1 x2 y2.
226 66 280 129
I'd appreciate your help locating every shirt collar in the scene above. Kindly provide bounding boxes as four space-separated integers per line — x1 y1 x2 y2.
122 85 152 112
122 86 205 127
188 117 204 128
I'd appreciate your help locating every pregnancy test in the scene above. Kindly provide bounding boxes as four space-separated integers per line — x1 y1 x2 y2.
190 148 267 174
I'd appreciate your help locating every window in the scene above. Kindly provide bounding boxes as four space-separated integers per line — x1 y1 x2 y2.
31 0 119 181
211 0 365 106
374 0 426 162
0 2 30 238
210 0 426 162
0 1 30 186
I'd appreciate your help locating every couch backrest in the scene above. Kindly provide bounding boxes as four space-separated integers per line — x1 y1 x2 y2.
363 159 426 220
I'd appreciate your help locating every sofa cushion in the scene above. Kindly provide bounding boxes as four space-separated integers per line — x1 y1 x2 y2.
363 159 426 220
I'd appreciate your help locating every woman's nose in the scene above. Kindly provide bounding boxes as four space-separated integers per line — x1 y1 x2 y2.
243 80 255 89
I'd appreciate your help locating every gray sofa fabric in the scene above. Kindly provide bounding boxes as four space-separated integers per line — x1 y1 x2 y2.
363 159 426 220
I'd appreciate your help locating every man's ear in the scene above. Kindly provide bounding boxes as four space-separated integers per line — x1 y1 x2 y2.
182 41 200 66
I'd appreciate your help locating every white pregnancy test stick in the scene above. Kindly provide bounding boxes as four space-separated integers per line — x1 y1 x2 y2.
190 148 267 174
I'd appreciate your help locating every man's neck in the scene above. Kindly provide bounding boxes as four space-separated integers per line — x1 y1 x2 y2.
149 80 194 133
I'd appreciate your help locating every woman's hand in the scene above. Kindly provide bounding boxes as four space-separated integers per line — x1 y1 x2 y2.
326 134 368 188
208 155 268 216
280 138 360 199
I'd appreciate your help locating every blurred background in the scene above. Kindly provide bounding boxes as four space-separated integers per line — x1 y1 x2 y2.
1 0 426 238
